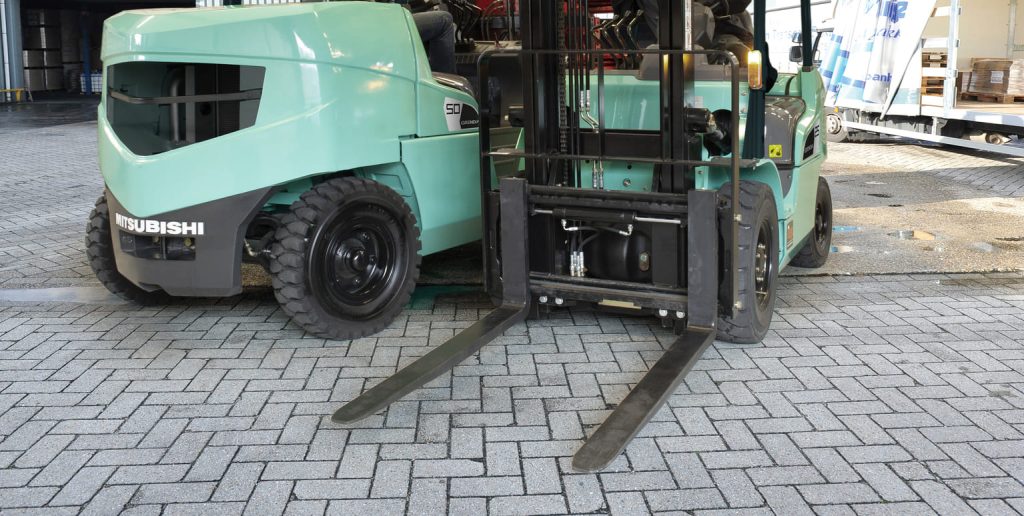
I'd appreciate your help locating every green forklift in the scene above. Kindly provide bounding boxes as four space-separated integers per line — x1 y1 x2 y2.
332 0 833 472
87 1 520 339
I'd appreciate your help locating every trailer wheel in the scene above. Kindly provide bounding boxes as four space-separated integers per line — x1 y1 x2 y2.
85 195 170 305
717 182 779 344
826 112 849 143
790 177 832 268
269 177 421 339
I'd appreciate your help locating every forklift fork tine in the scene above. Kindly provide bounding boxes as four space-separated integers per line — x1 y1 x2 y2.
332 304 528 423
572 327 716 472
334 178 532 425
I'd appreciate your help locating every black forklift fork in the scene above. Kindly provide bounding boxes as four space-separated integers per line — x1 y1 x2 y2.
333 178 721 472
335 0 747 472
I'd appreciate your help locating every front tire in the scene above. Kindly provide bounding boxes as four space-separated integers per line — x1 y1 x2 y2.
85 195 170 305
717 182 780 344
790 177 832 268
269 177 421 339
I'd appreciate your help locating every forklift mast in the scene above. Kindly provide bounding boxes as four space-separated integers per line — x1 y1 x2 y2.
476 0 740 328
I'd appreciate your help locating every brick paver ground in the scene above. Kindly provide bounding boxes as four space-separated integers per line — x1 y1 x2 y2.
0 275 1023 515
1 116 1023 514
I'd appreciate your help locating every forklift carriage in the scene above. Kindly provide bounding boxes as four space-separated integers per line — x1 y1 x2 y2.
334 0 833 472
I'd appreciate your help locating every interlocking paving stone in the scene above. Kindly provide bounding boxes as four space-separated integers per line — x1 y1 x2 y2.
3 120 1024 513
0 273 1020 513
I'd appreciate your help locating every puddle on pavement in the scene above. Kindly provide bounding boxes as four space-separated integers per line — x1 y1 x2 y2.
890 230 936 241
0 286 127 304
831 245 854 253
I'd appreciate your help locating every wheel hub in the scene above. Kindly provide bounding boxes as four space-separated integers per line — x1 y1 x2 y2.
346 249 370 272
754 242 768 295
826 113 843 135
815 203 829 246
754 221 774 309
312 208 402 316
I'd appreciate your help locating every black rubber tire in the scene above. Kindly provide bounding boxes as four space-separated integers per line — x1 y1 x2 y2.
268 177 421 339
790 177 833 268
717 181 780 344
85 195 170 305
825 112 849 143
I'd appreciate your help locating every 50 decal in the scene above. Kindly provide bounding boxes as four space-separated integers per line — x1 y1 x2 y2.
444 97 480 131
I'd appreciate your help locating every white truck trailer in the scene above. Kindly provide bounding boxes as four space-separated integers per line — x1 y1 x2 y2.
772 0 1024 157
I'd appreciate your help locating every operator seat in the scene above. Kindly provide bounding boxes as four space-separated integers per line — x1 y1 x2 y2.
432 71 476 98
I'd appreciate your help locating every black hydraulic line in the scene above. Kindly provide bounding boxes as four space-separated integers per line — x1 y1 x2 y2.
597 56 605 163
614 11 636 68
570 0 579 188
609 11 632 69
625 9 644 68
573 327 716 472
478 53 495 294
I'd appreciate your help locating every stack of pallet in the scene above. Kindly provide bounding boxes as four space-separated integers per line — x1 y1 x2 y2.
21 9 63 92
921 51 947 97
963 58 1024 103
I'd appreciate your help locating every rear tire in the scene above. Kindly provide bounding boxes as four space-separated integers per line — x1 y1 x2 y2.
717 182 780 344
269 177 421 340
790 177 832 268
85 195 170 305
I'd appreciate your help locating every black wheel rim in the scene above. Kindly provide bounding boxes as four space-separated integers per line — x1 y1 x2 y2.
754 220 775 309
813 198 830 249
308 203 405 320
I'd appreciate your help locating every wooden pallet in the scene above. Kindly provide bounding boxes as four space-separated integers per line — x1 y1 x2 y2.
922 51 947 68
960 91 1024 103
922 86 946 95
